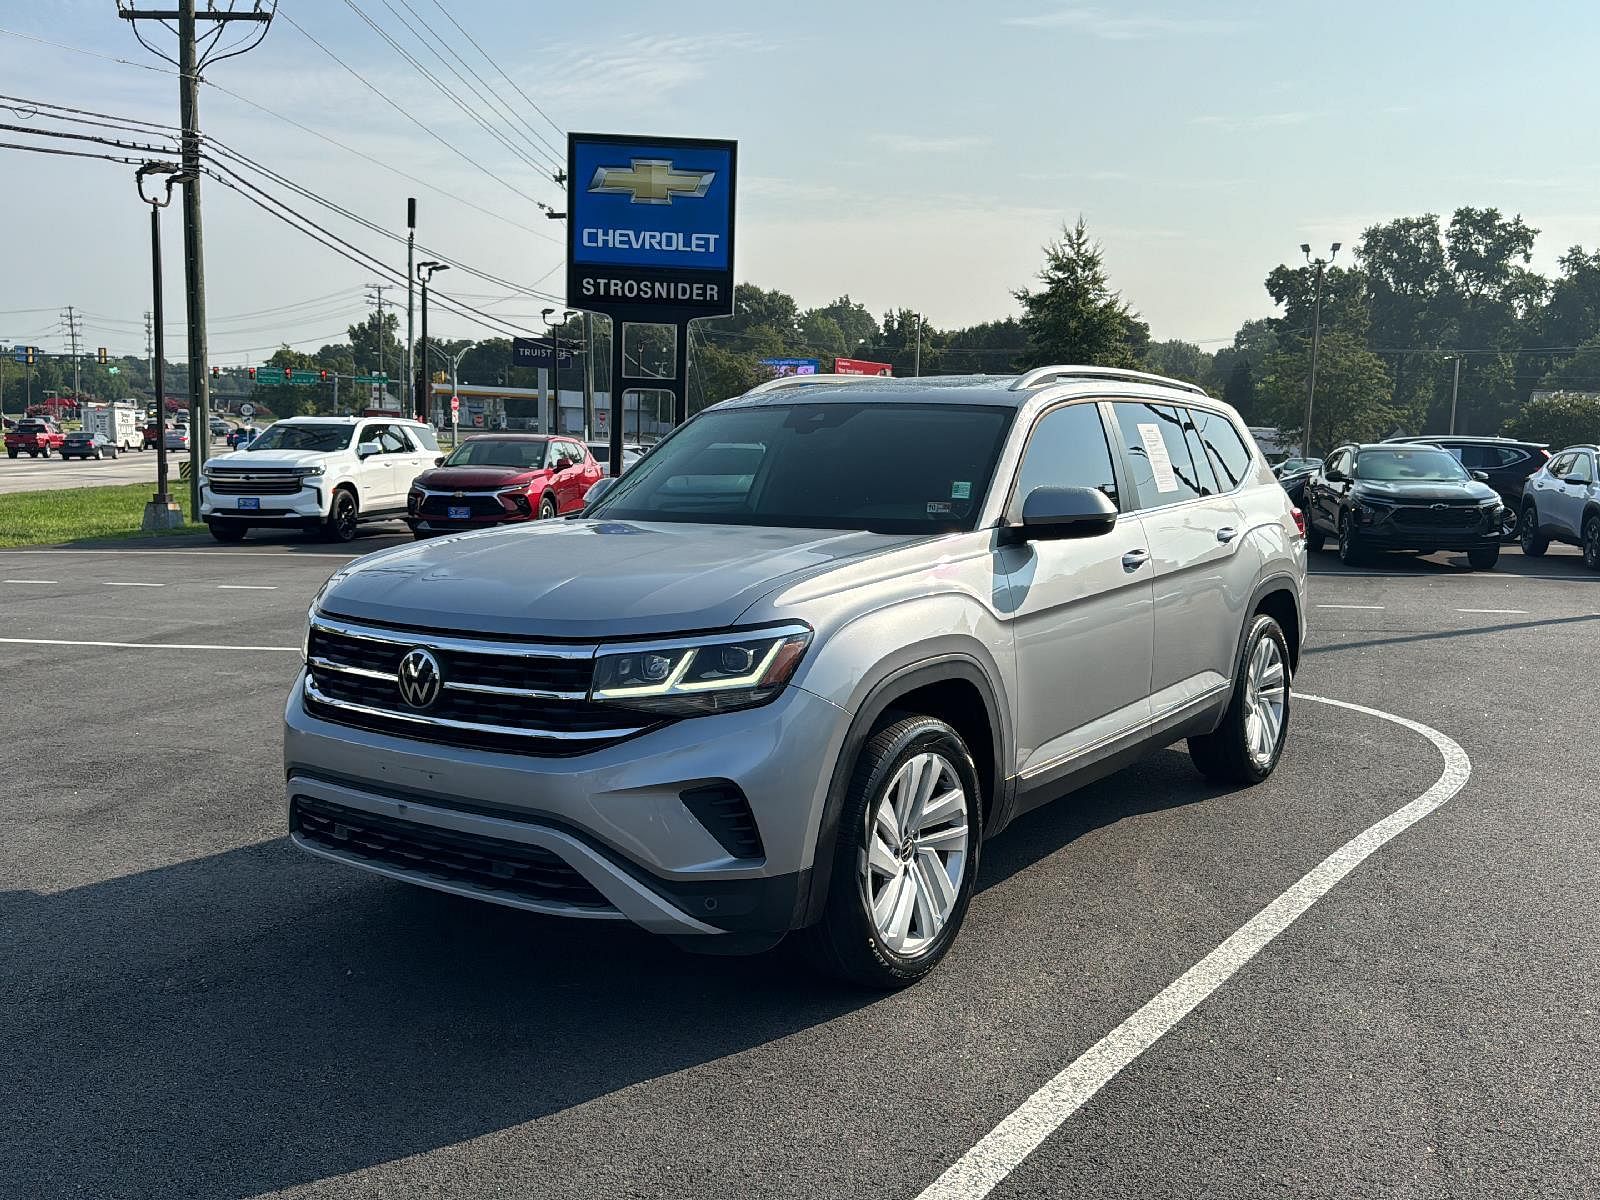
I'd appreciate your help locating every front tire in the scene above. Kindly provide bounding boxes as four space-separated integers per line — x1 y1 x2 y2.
1467 546 1500 570
1521 505 1549 557
208 521 248 543
537 493 558 520
1583 516 1600 571
322 489 359 543
1337 512 1365 565
804 716 982 990
1189 614 1291 786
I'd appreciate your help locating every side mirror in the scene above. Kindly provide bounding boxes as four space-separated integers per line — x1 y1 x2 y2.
357 441 380 458
1470 470 1489 482
583 477 617 508
1013 485 1118 541
1563 474 1587 486
1324 467 1346 483
434 455 445 466
555 457 573 471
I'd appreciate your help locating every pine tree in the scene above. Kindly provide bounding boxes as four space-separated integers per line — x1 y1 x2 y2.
1014 218 1143 369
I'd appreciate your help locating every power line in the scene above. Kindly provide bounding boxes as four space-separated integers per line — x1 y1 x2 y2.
0 139 152 166
426 0 566 144
0 25 178 74
277 10 551 213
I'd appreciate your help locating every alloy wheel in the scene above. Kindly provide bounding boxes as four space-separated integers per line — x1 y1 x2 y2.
1243 635 1287 769
859 751 969 957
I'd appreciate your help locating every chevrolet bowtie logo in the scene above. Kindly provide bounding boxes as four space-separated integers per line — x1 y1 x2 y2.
589 158 715 205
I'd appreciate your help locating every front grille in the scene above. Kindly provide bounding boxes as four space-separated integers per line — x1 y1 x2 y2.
679 783 764 860
304 617 646 756
418 492 512 517
1390 505 1482 529
208 473 303 496
292 794 612 909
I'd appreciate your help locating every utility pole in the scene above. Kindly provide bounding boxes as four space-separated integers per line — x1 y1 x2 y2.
913 313 924 378
365 283 390 383
1299 241 1341 459
1446 354 1462 435
61 307 82 404
582 311 596 442
120 0 274 515
406 198 417 410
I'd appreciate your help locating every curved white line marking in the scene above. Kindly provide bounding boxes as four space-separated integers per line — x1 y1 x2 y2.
916 692 1471 1200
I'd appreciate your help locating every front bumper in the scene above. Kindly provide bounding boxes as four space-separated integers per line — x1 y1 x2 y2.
202 482 325 524
1352 506 1502 550
284 672 851 937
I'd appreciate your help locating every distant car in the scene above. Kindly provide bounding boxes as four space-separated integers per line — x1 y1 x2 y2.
1519 444 1600 569
1383 435 1549 539
406 434 601 538
164 426 192 452
1304 442 1504 569
5 418 64 458
59 431 120 460
586 440 645 473
142 419 165 450
1273 457 1320 478
209 418 230 438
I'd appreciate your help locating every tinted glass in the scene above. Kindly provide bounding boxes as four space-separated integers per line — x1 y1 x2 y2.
445 438 547 469
1195 410 1255 489
588 442 610 464
1549 452 1575 477
377 427 409 454
1573 454 1595 483
1452 444 1490 469
1110 402 1208 507
589 402 1015 533
1355 448 1470 481
1013 402 1119 508
410 424 440 452
248 423 353 453
1177 408 1220 495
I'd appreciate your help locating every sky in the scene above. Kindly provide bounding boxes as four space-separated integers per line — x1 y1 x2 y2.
2 0 1599 364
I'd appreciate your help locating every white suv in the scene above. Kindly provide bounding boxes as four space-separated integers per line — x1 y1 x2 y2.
200 416 441 543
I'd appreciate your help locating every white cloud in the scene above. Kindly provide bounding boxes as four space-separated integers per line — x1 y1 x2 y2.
1005 6 1251 38
868 133 990 154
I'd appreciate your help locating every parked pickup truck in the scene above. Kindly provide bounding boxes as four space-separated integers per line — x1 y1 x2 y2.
5 419 65 458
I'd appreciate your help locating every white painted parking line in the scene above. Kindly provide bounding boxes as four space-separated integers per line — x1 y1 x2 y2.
216 584 278 590
0 636 297 652
915 694 1471 1200
1456 608 1528 615
0 548 364 559
102 581 164 587
3 579 58 585
1316 603 1384 610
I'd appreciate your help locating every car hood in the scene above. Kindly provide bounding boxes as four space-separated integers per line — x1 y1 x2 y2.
1354 479 1498 503
207 449 331 470
316 519 922 638
413 466 539 490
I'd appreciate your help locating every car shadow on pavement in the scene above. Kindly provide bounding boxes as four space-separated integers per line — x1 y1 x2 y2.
1308 545 1593 580
3 751 1219 1199
1304 610 1600 657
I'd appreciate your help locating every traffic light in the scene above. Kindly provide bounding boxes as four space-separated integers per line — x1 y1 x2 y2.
97 347 108 365
211 365 220 379
247 367 256 380
24 346 35 365
282 367 292 381
319 369 329 382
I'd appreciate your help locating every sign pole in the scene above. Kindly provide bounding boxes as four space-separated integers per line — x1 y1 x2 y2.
608 322 626 478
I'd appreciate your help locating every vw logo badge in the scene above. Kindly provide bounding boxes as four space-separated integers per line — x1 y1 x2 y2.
396 647 443 709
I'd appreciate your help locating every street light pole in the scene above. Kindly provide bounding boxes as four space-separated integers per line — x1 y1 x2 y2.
1299 241 1340 459
1447 355 1462 434
415 260 447 424
136 163 185 531
405 198 416 411
913 313 924 378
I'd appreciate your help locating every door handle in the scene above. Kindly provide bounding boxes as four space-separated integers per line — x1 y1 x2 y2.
1216 526 1238 543
1121 548 1149 571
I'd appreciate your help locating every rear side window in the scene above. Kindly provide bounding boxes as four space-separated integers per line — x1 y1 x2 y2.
1193 409 1255 490
1013 402 1120 509
408 424 439 452
1550 452 1576 478
1573 454 1595 483
1110 402 1210 507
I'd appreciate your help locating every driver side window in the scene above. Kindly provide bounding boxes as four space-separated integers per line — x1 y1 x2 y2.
1013 402 1120 510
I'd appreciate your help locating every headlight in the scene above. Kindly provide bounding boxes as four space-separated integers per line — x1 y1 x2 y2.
296 464 326 477
590 625 812 716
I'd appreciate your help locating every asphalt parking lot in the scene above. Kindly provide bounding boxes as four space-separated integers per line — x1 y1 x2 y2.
4 535 1598 1199
0 436 222 494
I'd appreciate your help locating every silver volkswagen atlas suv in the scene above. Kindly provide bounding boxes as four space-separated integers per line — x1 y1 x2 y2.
286 366 1308 988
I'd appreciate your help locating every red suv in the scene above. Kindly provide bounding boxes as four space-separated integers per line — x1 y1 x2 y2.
406 433 601 538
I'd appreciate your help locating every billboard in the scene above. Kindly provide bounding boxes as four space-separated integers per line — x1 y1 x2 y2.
834 356 893 376
567 132 737 323
760 357 821 377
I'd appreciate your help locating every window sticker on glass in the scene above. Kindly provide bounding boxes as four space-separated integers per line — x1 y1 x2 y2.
1136 423 1180 493
951 481 972 499
927 501 953 514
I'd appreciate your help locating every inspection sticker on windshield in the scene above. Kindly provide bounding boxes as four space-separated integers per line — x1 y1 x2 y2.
927 501 953 515
1137 423 1180 493
951 481 972 499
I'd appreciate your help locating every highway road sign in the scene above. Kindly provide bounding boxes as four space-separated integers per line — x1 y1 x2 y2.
239 403 255 418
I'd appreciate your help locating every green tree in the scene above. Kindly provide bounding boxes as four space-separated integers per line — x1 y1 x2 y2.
797 312 848 359
1142 339 1210 386
801 295 879 354
347 310 404 379
688 339 772 412
1257 332 1397 452
1014 218 1144 369
1502 389 1600 447
940 317 1026 375
1539 331 1600 394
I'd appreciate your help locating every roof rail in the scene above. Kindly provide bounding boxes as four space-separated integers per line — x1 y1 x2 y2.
745 373 889 395
1009 365 1208 397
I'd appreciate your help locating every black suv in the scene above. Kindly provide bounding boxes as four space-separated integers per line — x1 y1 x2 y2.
1383 435 1549 539
1305 442 1505 569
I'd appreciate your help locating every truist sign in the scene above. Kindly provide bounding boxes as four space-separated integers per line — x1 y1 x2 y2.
567 132 737 322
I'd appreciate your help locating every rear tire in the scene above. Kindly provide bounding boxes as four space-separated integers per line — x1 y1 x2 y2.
208 521 248 543
1467 546 1500 571
1304 522 1326 552
322 489 359 543
803 715 982 990
1188 614 1291 786
1520 505 1549 556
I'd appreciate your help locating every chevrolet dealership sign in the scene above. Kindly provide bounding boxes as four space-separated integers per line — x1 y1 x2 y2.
566 133 737 321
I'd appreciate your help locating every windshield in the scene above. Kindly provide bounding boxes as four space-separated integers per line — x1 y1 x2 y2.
1356 448 1470 482
444 438 547 469
246 423 352 453
588 402 1014 533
